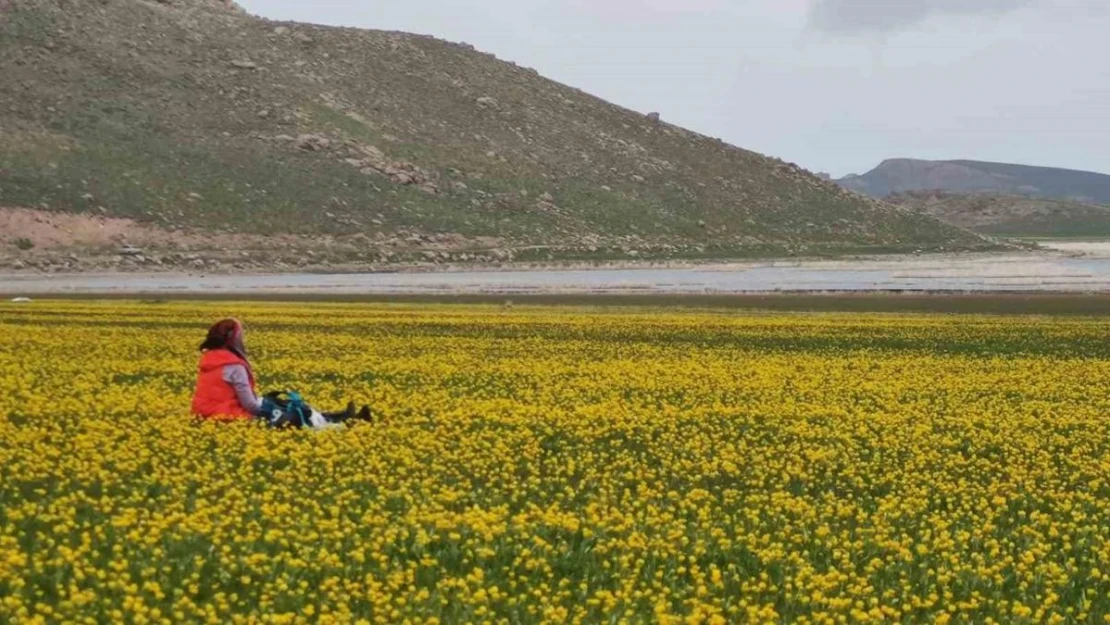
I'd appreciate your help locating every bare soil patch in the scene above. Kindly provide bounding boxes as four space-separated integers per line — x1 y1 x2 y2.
0 206 277 250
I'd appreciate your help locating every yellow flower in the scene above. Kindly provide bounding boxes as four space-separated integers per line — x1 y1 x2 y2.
2 301 1110 622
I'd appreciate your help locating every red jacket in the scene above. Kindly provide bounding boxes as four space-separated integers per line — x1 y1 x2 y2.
191 349 256 420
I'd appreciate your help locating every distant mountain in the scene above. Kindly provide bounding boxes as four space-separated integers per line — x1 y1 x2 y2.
888 191 1110 238
838 159 1110 204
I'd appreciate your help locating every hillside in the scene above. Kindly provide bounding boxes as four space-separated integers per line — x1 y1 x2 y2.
888 191 1110 238
0 0 989 270
839 159 1110 204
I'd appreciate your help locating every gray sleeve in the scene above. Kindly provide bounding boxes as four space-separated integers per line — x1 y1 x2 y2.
222 364 262 415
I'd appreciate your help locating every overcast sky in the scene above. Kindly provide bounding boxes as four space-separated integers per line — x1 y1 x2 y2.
237 0 1108 177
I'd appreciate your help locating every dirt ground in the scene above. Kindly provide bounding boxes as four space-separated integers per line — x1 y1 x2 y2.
0 206 287 250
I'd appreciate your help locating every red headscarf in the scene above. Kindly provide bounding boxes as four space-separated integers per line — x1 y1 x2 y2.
199 318 248 360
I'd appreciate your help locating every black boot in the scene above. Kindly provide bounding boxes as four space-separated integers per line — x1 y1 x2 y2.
322 401 357 423
356 405 373 423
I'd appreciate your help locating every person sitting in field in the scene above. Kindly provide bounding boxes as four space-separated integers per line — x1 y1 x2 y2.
191 318 371 429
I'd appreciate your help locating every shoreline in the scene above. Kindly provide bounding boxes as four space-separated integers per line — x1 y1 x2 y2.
3 243 1109 299
0 239 1057 278
0 245 1082 278
3 248 1110 297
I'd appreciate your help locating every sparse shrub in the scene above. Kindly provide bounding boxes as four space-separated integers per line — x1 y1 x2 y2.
13 238 34 251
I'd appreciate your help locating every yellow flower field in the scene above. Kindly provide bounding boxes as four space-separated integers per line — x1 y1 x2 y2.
2 300 1110 624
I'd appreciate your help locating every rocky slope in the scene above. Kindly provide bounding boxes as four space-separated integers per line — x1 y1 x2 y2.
0 0 989 270
839 159 1110 204
888 191 1110 238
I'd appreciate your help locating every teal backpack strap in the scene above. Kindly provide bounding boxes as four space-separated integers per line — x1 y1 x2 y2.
287 391 309 427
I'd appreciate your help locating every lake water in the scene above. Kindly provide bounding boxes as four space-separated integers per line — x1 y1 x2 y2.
6 246 1110 295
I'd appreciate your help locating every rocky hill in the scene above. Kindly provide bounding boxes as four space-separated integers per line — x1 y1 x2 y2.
0 0 989 270
839 159 1110 205
888 191 1110 239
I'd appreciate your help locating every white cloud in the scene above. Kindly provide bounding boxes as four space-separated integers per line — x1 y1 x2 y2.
809 0 1034 33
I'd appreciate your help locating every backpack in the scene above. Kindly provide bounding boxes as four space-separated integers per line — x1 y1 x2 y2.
261 391 314 428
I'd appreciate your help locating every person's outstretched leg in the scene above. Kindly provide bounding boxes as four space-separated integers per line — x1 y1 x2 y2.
321 402 357 423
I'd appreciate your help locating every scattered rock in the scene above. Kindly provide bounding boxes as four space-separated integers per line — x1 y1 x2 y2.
646 112 661 123
295 134 331 151
535 191 560 213
230 60 259 70
273 26 290 35
294 32 314 44
476 96 499 109
631 175 646 183
119 245 143 256
369 160 435 188
390 170 415 185
359 144 386 161
10 297 32 303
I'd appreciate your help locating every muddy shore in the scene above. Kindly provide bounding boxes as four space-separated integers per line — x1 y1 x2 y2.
3 244 1109 297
